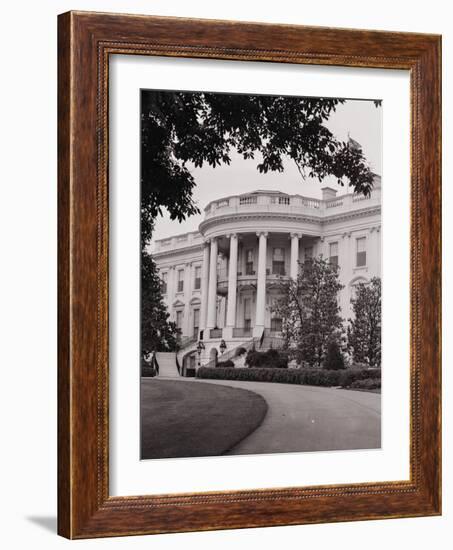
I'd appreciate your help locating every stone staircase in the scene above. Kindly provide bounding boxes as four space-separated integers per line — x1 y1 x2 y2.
155 352 180 378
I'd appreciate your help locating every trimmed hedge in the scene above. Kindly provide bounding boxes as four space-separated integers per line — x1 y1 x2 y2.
141 364 157 377
196 366 380 388
217 359 234 368
350 378 381 390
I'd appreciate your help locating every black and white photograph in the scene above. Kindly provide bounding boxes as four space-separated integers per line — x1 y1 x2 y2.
140 89 382 460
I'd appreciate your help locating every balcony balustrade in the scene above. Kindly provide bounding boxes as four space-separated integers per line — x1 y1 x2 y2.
202 188 381 222
216 266 288 295
154 188 380 253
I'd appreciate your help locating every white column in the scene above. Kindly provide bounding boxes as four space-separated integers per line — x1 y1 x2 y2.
342 232 352 318
254 232 268 336
183 262 192 337
167 266 175 321
225 234 238 337
290 233 301 279
206 237 218 329
369 226 381 278
199 242 210 334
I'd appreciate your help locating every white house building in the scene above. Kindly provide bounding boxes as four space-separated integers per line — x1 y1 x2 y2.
153 176 381 371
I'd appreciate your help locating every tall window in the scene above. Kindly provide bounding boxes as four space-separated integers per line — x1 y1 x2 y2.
272 247 285 275
177 269 184 292
243 298 252 332
245 249 254 275
161 271 168 294
329 242 339 267
356 237 367 267
270 317 283 332
176 310 183 331
193 308 200 339
194 265 201 290
304 246 313 263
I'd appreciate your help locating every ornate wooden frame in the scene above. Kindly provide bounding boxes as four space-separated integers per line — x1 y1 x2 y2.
58 11 441 539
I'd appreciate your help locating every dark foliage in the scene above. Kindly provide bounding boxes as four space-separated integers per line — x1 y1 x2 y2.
272 256 344 367
323 340 345 370
141 359 157 378
245 349 288 368
348 277 381 368
141 252 178 357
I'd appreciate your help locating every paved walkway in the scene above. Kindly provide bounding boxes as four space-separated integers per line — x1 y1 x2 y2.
190 379 381 455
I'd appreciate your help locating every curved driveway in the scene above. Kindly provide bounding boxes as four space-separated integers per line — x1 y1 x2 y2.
193 379 381 455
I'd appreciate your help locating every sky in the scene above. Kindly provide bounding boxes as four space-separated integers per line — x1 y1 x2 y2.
149 97 382 246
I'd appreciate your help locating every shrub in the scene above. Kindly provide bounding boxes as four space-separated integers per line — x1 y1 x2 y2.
216 359 234 368
141 359 157 377
235 346 247 357
245 349 288 368
350 378 381 390
196 366 381 388
323 340 345 370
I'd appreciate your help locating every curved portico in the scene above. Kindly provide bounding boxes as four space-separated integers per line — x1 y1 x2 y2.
197 190 330 340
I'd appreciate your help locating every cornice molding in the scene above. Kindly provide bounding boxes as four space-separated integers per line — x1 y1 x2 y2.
153 243 204 260
199 206 381 234
154 207 381 261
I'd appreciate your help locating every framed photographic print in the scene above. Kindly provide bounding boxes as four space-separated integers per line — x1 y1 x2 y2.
58 11 441 539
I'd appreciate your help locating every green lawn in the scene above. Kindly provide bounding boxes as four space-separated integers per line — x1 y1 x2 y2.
140 379 268 459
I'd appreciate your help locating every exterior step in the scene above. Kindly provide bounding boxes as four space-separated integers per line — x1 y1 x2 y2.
155 352 179 377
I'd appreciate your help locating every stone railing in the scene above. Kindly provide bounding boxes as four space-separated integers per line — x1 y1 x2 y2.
217 269 288 295
203 188 381 221
155 188 381 251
